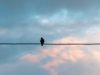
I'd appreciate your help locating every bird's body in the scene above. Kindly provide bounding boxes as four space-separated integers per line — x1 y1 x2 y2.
40 37 45 46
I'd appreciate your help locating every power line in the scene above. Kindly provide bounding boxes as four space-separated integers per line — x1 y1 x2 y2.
44 43 100 45
0 43 100 45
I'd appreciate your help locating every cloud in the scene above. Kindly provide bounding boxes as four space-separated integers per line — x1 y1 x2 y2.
1 0 100 75
19 34 100 75
1 0 100 15
60 49 85 62
41 59 65 75
0 8 94 65
1 35 100 75
20 37 87 75
1 8 100 75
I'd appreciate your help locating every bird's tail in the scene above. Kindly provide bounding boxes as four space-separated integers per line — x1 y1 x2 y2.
41 44 43 46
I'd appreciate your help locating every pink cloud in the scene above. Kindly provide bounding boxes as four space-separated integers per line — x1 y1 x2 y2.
41 59 65 69
60 49 85 62
20 37 87 75
53 37 86 43
41 59 65 75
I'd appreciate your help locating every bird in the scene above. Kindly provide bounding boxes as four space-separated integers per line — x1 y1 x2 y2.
40 37 45 46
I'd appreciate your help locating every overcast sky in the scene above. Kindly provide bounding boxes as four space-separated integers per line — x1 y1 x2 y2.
0 0 100 75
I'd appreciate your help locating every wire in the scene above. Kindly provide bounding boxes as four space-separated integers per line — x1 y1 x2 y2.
0 43 100 45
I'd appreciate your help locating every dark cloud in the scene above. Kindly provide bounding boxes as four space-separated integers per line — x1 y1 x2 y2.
0 0 100 28
1 0 100 15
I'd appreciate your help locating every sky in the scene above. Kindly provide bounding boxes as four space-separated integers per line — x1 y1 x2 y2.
0 0 100 75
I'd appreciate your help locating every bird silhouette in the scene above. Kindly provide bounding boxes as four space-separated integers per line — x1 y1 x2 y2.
40 37 45 46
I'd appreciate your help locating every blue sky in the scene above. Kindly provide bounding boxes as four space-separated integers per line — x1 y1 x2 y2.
1 0 100 75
